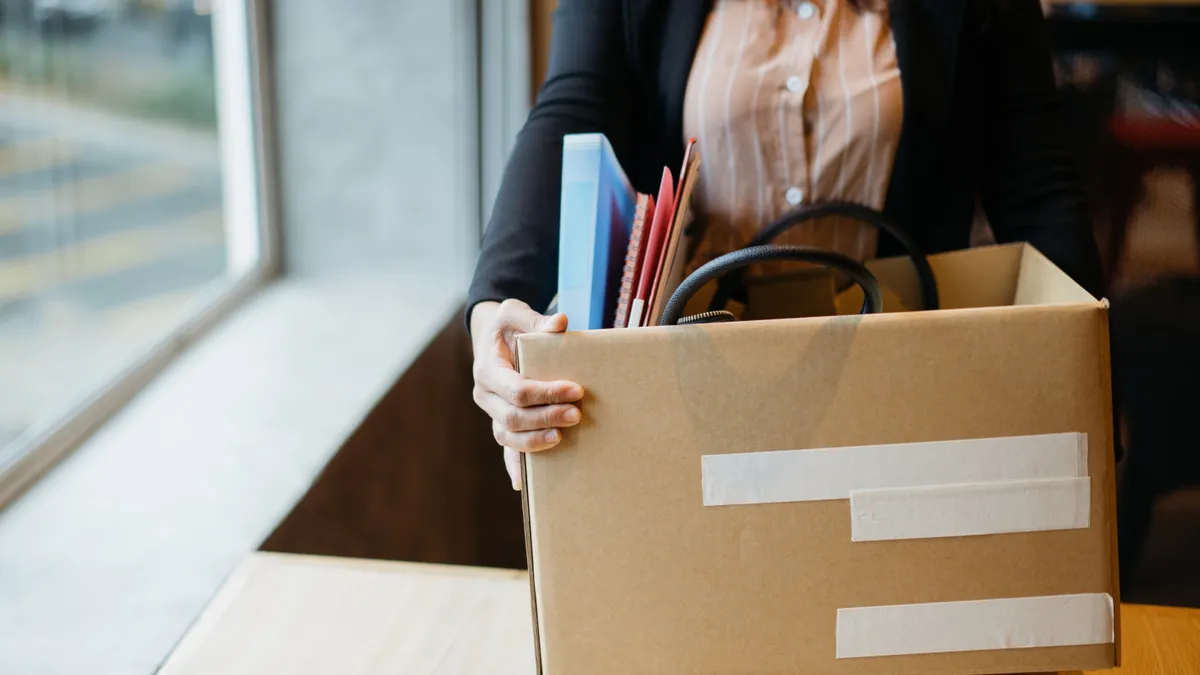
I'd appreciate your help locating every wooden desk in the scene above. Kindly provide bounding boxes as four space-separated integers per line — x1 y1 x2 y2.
161 552 1200 675
159 553 533 675
1081 604 1200 675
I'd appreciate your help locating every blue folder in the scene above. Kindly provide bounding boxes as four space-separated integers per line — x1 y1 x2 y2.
557 133 637 331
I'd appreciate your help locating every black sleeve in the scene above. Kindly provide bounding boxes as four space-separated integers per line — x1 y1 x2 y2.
978 0 1106 298
465 1 633 325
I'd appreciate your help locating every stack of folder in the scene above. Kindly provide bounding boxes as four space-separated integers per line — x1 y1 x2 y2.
557 133 701 331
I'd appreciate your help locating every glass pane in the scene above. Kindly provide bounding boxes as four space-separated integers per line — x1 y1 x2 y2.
0 0 232 451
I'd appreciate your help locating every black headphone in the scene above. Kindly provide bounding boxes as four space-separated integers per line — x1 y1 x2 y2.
660 202 939 326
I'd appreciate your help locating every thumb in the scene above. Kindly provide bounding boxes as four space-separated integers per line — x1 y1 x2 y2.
503 300 567 335
535 311 568 334
504 447 523 491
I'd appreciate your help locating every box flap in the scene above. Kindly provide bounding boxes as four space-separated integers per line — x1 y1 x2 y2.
1014 244 1099 306
832 243 1100 315
514 341 545 675
834 244 1025 314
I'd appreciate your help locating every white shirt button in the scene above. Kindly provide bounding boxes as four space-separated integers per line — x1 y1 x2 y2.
796 1 818 20
786 75 804 92
785 187 804 205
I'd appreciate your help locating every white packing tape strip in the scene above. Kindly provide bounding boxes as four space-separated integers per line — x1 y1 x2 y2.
701 433 1087 507
849 477 1091 542
836 593 1114 659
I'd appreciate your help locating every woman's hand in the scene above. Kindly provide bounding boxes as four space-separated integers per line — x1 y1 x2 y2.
470 299 584 490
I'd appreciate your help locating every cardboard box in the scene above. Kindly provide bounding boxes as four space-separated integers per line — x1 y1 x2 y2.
518 243 1120 675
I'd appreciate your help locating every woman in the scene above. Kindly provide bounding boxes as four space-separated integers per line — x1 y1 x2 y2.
468 0 1105 489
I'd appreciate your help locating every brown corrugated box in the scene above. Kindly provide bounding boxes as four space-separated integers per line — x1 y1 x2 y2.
518 243 1120 675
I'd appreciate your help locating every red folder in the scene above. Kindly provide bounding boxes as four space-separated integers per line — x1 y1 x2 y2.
645 138 701 326
629 168 675 328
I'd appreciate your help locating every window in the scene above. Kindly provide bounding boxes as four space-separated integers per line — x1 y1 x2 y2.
0 0 272 504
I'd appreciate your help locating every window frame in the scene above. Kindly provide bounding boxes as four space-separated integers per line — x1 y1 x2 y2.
0 0 279 509
479 0 532 232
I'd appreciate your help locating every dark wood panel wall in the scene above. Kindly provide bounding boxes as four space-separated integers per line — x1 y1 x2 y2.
531 0 555 102
262 309 527 570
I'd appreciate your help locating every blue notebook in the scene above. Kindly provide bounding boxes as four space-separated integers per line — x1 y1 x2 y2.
557 133 637 331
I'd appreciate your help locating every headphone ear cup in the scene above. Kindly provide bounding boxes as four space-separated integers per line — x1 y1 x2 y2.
663 245 884 326
707 202 938 313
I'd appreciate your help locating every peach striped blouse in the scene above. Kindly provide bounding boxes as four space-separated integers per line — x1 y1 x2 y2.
682 0 904 274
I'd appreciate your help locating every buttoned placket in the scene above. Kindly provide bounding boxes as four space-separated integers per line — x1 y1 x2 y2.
777 0 825 216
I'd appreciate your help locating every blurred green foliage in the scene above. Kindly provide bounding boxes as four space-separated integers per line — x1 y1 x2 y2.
0 29 217 128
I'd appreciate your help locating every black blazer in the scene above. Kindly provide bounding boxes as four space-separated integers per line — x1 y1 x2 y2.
466 0 1105 320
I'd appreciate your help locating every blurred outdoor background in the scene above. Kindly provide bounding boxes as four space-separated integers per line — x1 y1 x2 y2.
0 0 221 450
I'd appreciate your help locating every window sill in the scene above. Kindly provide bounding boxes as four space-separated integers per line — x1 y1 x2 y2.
0 263 465 675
